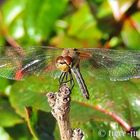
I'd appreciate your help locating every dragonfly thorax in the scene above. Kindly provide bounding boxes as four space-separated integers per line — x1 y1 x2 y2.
56 56 72 72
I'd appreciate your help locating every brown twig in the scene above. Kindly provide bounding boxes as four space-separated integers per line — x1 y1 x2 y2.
46 84 84 140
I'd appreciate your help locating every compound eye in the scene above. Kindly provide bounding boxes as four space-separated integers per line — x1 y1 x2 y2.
56 56 64 63
64 56 72 65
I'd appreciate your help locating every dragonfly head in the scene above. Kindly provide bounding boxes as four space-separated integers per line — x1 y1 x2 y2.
56 56 72 72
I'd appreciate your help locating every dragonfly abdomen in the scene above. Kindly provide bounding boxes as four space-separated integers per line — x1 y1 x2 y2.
71 67 89 99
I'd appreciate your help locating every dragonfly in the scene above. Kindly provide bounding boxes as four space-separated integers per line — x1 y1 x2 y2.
0 46 140 99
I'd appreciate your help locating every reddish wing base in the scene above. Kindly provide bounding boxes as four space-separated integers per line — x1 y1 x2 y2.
15 70 24 80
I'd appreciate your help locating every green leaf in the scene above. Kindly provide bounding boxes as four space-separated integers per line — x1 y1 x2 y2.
9 70 140 129
10 77 58 117
72 75 140 127
97 1 112 18
0 127 11 140
51 35 84 48
0 98 22 127
70 101 112 123
67 3 102 41
0 78 9 93
78 120 134 140
24 0 68 43
5 123 33 140
121 12 140 50
1 0 68 44
25 107 57 140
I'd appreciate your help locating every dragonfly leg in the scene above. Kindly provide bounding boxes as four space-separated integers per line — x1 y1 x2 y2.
65 72 68 81
59 72 66 85
59 71 75 91
69 70 75 90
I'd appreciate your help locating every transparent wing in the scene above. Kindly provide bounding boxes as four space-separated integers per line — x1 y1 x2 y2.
78 48 140 81
0 46 63 80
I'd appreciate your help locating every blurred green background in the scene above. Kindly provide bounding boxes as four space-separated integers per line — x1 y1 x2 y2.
0 0 140 140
